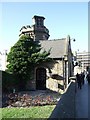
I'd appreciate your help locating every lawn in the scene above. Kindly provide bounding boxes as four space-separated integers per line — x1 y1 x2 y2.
2 105 56 119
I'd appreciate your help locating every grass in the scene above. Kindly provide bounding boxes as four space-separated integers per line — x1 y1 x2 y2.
2 105 56 118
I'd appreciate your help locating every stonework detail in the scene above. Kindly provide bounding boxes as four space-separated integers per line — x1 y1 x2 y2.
19 15 50 41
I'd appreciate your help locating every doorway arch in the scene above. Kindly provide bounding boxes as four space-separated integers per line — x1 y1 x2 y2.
36 67 46 90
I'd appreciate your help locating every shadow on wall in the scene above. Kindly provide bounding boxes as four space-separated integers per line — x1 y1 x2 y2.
51 74 64 80
49 81 76 119
51 74 64 91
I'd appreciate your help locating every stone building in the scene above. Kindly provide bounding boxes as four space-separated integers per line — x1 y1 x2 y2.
19 15 74 92
19 15 50 40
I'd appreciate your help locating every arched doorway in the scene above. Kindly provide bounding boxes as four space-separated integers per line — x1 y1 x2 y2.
36 67 46 90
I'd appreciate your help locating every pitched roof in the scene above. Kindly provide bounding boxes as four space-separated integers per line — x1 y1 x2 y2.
39 38 68 58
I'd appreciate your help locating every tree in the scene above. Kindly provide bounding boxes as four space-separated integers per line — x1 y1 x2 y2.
7 35 51 90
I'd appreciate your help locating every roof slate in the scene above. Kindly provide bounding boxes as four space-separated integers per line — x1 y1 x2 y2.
39 38 67 58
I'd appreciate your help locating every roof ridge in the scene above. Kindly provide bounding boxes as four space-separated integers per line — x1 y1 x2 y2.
40 38 66 42
49 38 66 41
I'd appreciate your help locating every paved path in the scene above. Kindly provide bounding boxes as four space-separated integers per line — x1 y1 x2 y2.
50 79 90 119
75 79 88 118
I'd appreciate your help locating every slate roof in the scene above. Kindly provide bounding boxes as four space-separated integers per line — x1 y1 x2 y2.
39 38 68 59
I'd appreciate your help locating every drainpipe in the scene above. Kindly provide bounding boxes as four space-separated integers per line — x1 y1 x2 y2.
66 61 68 88
64 55 68 89
62 57 65 91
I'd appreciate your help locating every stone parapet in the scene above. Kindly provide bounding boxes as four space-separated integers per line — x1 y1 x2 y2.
49 81 76 118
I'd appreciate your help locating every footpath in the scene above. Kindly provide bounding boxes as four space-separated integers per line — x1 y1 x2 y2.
49 80 76 119
75 79 88 118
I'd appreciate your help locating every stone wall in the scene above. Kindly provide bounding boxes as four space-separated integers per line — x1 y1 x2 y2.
46 60 65 92
26 60 65 92
51 60 63 76
26 79 36 90
46 78 64 93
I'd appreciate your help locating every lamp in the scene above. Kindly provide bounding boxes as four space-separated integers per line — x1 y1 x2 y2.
72 39 76 42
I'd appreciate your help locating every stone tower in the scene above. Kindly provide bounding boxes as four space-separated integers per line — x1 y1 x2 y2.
19 15 50 41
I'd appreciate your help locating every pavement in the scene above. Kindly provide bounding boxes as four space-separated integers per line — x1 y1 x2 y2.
49 78 89 119
75 79 88 118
